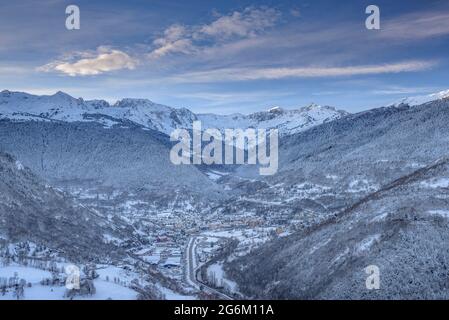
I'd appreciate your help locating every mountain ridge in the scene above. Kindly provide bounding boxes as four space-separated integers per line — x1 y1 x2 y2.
0 90 348 137
392 89 449 107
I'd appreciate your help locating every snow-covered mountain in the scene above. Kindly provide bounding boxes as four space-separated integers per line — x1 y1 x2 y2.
392 89 449 107
197 104 348 137
0 90 348 137
224 97 449 299
0 90 198 134
0 119 219 192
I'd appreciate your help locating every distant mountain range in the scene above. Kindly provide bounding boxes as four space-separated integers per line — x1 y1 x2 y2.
0 90 348 137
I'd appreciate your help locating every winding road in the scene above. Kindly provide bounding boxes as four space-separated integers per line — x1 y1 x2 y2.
185 236 234 300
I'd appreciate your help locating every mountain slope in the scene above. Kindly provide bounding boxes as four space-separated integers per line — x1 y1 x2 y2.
0 119 217 192
226 157 449 299
220 97 449 299
272 98 449 187
0 152 122 262
215 98 449 231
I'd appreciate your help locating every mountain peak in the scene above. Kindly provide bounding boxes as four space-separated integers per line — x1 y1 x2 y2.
53 90 68 96
307 102 320 108
268 106 284 113
393 89 449 107
51 91 76 101
114 98 156 108
1 89 27 97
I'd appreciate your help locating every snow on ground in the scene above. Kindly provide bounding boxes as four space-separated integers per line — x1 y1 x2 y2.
15 160 24 171
103 234 124 244
420 178 449 189
428 210 449 219
348 179 377 193
96 265 139 286
355 234 381 254
202 230 246 239
309 238 332 255
201 228 276 259
0 265 139 300
0 281 138 300
157 284 196 300
163 256 181 267
238 197 283 206
393 89 449 107
83 281 137 300
0 265 51 283
370 212 388 223
1 90 348 139
330 247 350 265
141 254 160 264
202 227 275 241
205 170 228 181
207 262 238 293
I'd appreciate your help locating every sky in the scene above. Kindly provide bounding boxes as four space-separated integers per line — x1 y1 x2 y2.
0 0 449 114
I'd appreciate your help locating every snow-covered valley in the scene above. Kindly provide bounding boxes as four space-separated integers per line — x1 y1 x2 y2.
1 89 449 299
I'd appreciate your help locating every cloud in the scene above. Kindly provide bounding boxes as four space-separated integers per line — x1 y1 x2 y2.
148 25 195 59
174 90 294 106
290 8 301 18
197 7 280 39
148 7 280 59
0 65 31 75
369 86 439 96
170 60 437 83
145 7 449 69
381 10 449 40
39 47 137 76
149 39 195 59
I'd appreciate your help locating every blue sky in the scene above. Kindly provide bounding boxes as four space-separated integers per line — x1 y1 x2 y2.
1 0 449 114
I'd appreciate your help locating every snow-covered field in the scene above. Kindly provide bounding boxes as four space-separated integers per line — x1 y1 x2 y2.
0 265 138 300
156 284 196 300
0 266 51 283
0 281 137 300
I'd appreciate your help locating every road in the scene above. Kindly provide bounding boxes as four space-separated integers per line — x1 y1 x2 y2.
185 236 234 300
